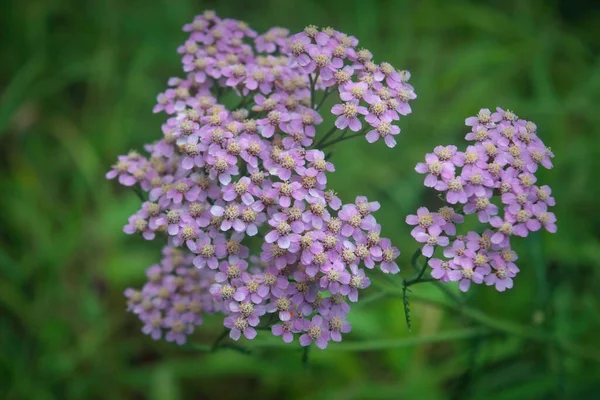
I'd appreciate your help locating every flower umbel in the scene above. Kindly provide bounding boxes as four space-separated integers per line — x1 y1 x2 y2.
408 107 557 292
111 12 413 348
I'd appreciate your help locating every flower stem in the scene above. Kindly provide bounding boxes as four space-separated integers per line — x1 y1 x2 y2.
405 249 429 287
314 125 337 149
323 328 491 351
314 125 338 148
410 248 421 272
188 328 490 353
319 130 364 149
219 342 252 355
133 186 146 202
308 74 314 108
381 286 600 363
315 87 332 111
302 346 310 368
309 71 320 109
402 281 412 331
410 277 438 285
211 329 229 352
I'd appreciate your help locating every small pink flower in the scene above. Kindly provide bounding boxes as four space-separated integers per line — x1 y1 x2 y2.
365 116 401 148
377 238 400 274
331 100 368 132
532 203 557 233
415 153 455 190
300 315 331 349
429 258 454 282
414 225 450 257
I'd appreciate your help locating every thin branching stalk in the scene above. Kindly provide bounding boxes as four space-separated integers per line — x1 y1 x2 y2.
314 125 338 148
319 130 364 149
315 87 332 110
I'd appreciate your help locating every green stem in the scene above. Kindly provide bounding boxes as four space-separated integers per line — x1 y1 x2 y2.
315 87 332 111
405 248 429 287
405 265 428 286
451 333 483 399
319 130 364 149
409 291 550 340
238 328 491 352
380 286 600 363
187 328 490 353
309 71 320 109
410 248 421 272
219 342 252 355
314 125 338 148
402 280 412 331
211 329 229 352
329 328 491 351
302 346 310 367
182 343 211 352
409 277 438 285
133 186 146 202
255 326 273 331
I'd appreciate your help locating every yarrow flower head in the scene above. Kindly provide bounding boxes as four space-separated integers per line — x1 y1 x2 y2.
110 12 414 348
408 107 557 292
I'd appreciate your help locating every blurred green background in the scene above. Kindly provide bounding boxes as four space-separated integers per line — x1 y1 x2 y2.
1 0 599 398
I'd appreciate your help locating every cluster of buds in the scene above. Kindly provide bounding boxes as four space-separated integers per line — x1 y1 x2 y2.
110 11 414 348
407 108 557 292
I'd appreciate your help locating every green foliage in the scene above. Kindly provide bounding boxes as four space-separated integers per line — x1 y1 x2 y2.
1 0 599 398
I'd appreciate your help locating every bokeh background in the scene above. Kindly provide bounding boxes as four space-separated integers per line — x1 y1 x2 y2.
1 0 599 398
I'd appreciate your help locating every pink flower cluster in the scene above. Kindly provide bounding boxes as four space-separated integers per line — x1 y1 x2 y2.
111 11 410 348
287 26 416 147
124 247 215 345
407 108 557 292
